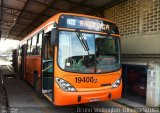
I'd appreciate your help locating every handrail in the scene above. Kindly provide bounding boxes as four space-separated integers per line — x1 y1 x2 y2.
42 65 53 72
43 59 53 63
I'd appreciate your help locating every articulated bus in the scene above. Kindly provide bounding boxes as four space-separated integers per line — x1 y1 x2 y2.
18 13 122 106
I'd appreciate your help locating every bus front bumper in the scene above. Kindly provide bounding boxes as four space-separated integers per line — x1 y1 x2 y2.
54 84 122 106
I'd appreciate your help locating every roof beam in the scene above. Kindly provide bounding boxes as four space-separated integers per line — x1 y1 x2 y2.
63 0 96 10
67 0 88 13
17 0 58 38
1 23 11 27
1 20 28 26
3 12 34 21
1 5 38 15
1 5 50 18
31 0 65 12
2 34 20 40
2 28 22 32
1 20 14 23
9 0 30 34
31 0 48 6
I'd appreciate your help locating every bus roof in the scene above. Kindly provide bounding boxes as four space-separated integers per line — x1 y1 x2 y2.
21 13 115 44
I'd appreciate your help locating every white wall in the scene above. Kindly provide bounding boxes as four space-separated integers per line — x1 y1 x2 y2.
121 33 160 54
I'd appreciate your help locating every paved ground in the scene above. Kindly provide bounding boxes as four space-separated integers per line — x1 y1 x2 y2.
4 72 74 113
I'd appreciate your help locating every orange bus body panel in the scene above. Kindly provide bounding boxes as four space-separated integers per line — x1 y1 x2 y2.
54 83 122 105
24 55 41 87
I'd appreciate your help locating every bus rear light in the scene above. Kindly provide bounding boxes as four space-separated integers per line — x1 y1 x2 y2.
112 78 121 88
55 78 76 92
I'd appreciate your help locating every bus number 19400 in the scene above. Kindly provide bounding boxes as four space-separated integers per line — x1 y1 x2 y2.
75 77 97 83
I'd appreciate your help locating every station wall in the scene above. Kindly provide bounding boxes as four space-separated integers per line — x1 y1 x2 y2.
104 0 160 55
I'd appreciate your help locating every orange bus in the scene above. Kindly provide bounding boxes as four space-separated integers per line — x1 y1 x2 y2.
18 13 122 106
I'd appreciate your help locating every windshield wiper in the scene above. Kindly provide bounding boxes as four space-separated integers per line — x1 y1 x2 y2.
75 29 90 55
75 29 97 73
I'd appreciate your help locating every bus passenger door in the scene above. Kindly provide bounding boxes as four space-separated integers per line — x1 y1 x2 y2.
42 32 54 102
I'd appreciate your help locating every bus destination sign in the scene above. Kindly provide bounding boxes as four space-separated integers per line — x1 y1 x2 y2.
59 15 119 34
66 18 110 31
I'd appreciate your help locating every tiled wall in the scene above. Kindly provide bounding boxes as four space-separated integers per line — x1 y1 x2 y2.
104 0 160 36
142 0 160 33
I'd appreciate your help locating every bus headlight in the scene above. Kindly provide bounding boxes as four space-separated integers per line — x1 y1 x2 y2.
112 78 121 88
55 78 76 92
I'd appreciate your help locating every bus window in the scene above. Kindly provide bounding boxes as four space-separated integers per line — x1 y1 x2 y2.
31 35 37 55
58 31 95 73
37 32 43 55
95 35 120 72
44 34 53 59
27 39 31 55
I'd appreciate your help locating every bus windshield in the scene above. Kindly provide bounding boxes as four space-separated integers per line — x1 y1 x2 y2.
58 31 120 73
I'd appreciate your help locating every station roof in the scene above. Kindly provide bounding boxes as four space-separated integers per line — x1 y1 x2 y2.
0 0 126 40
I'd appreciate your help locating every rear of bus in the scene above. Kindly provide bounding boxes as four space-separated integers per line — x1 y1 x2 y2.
53 14 122 105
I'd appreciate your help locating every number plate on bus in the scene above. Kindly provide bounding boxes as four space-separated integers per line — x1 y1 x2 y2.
75 77 97 83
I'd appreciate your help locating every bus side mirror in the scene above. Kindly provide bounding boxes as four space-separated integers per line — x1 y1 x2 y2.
51 28 58 45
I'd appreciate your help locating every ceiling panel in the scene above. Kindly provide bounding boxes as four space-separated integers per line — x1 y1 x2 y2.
68 0 84 3
53 0 71 11
45 8 59 16
24 0 46 13
84 0 112 7
3 0 27 10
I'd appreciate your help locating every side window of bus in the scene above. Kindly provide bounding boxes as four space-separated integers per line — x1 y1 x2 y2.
31 35 37 55
27 39 31 55
37 32 43 55
44 35 53 59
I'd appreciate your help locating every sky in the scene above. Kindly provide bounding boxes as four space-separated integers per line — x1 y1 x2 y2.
0 38 20 52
